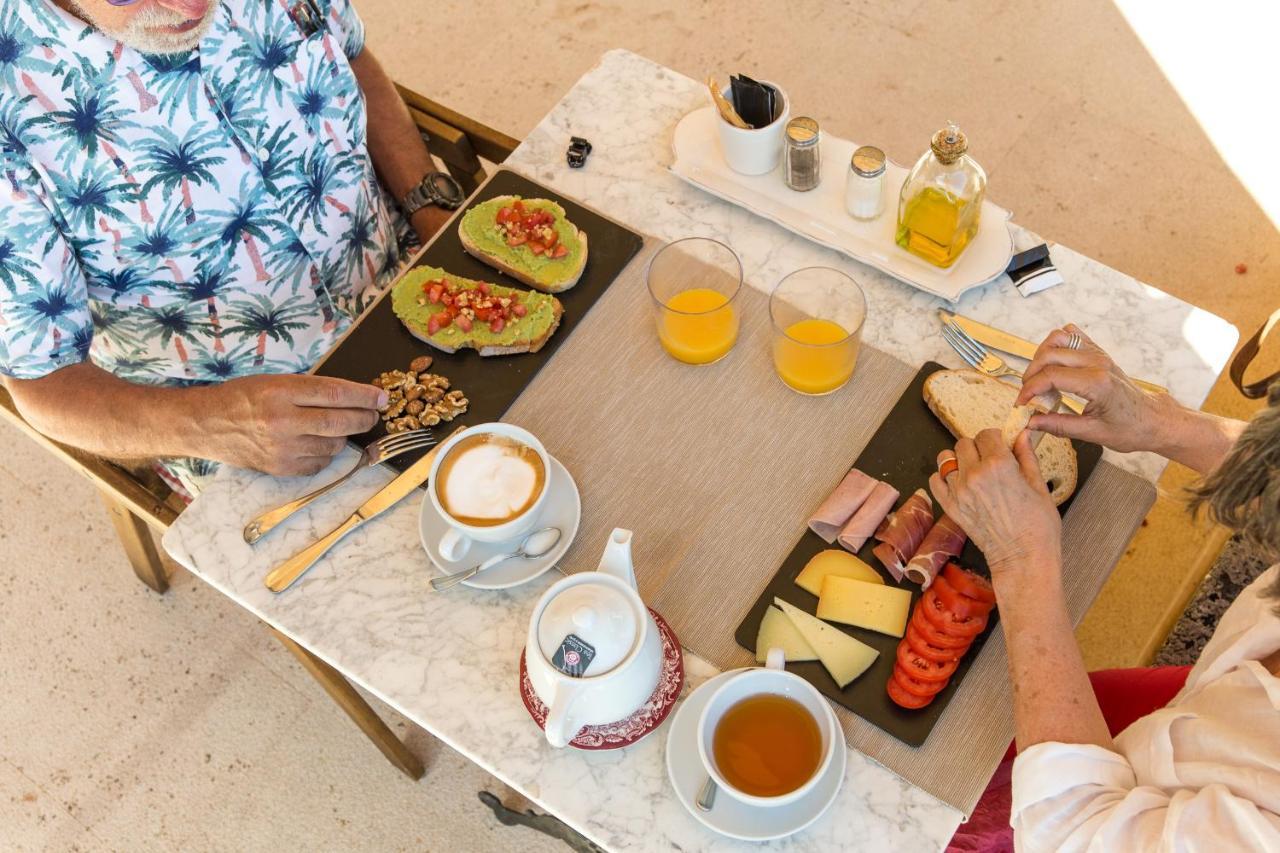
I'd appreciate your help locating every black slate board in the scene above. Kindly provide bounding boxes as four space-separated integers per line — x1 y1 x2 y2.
734 362 1102 747
314 169 643 469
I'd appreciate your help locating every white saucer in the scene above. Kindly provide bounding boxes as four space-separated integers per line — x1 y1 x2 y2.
665 668 847 842
418 455 580 590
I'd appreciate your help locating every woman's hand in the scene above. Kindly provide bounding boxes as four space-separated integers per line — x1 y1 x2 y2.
1017 324 1170 453
929 430 1061 579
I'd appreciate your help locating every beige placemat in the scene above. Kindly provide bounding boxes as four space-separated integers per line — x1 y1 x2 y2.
505 238 1156 814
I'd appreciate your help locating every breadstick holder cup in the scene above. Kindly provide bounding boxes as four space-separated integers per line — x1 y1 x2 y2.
716 81 790 175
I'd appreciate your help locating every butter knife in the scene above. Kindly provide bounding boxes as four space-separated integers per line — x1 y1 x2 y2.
264 433 456 593
938 309 1168 395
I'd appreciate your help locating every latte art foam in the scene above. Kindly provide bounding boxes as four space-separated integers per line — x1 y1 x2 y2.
436 435 545 527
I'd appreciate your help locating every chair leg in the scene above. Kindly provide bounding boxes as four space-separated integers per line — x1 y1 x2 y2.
98 491 170 594
271 629 425 780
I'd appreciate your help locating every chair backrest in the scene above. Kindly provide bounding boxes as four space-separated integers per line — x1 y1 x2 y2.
396 85 520 196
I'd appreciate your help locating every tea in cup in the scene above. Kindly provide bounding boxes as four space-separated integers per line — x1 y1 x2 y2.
429 423 550 561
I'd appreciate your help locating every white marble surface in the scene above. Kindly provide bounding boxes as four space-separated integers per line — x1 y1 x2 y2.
506 50 1238 484
162 49 1240 852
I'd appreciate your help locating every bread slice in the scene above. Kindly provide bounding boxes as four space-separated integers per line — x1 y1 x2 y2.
458 195 588 293
391 266 563 357
923 369 1078 506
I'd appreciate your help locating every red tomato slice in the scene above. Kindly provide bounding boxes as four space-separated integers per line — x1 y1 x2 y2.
506 233 528 247
887 675 934 709
426 313 442 335
529 242 545 256
943 562 997 604
512 200 525 213
896 641 959 682
426 283 444 304
920 588 988 638
496 206 518 225
906 623 967 662
910 607 972 649
454 314 473 333
892 667 948 697
551 243 568 258
542 229 559 248
932 575 993 621
490 316 505 334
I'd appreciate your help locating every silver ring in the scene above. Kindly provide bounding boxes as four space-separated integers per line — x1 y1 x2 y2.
1067 332 1082 351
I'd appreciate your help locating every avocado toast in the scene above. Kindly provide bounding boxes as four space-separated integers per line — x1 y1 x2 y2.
458 195 588 293
391 266 563 357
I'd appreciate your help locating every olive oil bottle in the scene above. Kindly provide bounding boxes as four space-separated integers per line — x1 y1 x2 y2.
895 123 987 268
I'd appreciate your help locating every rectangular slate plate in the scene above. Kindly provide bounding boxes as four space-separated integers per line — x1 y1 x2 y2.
313 168 644 470
734 362 1102 747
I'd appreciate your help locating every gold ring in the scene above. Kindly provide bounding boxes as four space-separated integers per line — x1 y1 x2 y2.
938 458 959 480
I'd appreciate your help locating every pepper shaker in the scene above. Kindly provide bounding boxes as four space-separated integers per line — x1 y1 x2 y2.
784 117 821 192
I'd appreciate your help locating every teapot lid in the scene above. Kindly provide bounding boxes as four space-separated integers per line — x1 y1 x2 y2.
537 579 638 678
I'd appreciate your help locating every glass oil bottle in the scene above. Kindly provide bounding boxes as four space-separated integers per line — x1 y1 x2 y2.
895 123 987 268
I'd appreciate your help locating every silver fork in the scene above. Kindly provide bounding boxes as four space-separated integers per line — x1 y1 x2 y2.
243 429 437 544
941 321 1085 414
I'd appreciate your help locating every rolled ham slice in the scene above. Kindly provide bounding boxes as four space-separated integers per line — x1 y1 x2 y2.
904 514 967 588
836 481 899 553
872 488 934 582
808 468 877 543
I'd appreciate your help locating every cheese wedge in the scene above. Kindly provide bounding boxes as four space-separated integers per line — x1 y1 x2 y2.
795 549 883 597
755 605 819 663
816 576 912 638
773 598 879 689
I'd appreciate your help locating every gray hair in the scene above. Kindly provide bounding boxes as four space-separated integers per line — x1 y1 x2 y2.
1188 381 1280 610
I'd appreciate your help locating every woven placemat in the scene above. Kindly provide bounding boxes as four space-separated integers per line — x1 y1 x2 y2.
505 238 1156 814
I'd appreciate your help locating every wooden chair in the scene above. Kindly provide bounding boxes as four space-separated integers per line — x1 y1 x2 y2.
0 88 518 781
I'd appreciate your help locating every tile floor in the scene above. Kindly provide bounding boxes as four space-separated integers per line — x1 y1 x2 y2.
4 0 1278 849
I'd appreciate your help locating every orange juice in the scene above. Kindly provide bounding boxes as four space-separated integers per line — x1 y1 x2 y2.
773 318 858 394
658 287 739 365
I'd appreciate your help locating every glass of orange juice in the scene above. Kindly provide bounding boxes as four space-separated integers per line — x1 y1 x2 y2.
770 267 866 395
647 238 743 365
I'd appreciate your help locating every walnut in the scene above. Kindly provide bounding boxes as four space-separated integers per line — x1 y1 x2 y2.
409 355 433 373
385 418 409 433
377 369 409 390
389 416 418 432
430 390 468 422
419 411 441 427
420 373 449 404
405 399 425 416
404 383 425 401
404 371 418 386
401 415 421 430
383 397 407 419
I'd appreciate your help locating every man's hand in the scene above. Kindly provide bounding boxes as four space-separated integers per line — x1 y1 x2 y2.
205 375 386 477
929 429 1062 579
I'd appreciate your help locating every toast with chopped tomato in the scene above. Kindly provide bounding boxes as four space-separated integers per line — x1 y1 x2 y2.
458 195 588 293
391 266 563 357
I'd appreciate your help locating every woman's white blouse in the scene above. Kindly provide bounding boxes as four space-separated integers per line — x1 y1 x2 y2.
1011 564 1280 852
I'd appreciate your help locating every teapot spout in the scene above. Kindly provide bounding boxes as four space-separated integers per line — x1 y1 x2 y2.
598 528 637 590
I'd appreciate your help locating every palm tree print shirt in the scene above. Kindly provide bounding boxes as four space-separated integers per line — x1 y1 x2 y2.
0 0 413 385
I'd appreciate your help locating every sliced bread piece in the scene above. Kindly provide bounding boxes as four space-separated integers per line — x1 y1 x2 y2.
391 266 563 357
458 195 588 293
923 369 1078 506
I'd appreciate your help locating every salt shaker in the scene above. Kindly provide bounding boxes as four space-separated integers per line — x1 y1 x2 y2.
784 117 821 191
845 145 886 220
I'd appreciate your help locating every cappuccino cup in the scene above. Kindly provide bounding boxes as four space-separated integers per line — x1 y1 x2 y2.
429 423 550 561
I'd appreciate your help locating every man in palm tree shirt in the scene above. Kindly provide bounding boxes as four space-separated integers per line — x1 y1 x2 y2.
0 0 458 495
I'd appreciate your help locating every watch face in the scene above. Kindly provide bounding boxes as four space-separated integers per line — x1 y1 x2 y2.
429 172 465 207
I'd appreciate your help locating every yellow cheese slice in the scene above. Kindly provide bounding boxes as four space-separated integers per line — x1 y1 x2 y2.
773 598 879 689
815 576 912 638
755 605 819 663
794 549 884 597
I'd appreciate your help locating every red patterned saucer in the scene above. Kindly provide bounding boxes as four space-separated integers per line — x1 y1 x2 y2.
519 607 685 750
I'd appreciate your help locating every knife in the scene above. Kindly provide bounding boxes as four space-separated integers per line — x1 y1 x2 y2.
938 309 1167 395
264 431 458 593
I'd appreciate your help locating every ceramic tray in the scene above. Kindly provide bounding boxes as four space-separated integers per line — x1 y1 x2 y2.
670 107 1015 302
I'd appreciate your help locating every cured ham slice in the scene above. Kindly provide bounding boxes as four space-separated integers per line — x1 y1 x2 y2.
903 514 967 588
872 489 934 582
836 481 900 553
808 468 877 543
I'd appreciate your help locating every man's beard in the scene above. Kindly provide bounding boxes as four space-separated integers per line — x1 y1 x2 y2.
70 0 219 54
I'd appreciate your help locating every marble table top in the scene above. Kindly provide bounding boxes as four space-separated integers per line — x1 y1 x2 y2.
162 50 1237 852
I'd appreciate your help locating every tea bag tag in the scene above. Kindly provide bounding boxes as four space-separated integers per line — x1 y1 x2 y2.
551 633 597 678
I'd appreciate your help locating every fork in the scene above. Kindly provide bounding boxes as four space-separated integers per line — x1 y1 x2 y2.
242 429 437 544
941 321 1085 415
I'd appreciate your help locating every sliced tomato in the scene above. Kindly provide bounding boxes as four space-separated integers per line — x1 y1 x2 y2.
426 313 443 335
512 302 528 317
896 641 959 682
910 607 973 649
906 623 967 662
551 243 568 258
529 242 545 256
426 283 444 304
932 575 993 621
490 316 505 334
542 229 559 248
473 306 493 322
892 667 948 698
512 200 525 213
887 675 934 709
920 588 988 638
506 233 528 247
455 314 473 332
943 562 997 604
496 206 519 225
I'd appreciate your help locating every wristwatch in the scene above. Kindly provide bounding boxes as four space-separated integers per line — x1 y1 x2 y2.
400 171 465 217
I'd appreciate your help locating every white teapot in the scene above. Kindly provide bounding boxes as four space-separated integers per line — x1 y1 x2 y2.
524 529 663 748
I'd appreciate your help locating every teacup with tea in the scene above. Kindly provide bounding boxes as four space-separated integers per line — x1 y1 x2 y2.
429 423 551 560
697 649 838 807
